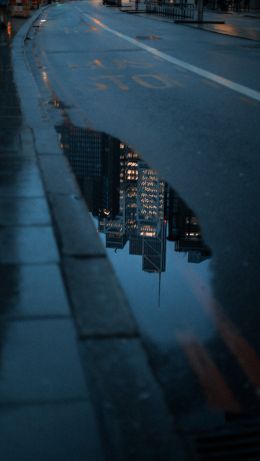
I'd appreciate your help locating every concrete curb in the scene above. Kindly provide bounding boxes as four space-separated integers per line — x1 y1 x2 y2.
11 5 138 337
11 8 59 142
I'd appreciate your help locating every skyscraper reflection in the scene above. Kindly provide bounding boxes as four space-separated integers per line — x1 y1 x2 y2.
57 122 211 273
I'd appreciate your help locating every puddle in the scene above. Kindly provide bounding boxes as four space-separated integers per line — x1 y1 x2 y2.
56 120 244 427
56 120 215 348
42 92 252 425
25 18 260 428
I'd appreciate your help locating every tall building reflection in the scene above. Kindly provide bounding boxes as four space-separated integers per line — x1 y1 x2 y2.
57 122 211 273
167 188 211 264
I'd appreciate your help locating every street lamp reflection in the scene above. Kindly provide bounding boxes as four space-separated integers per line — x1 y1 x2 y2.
42 71 48 82
7 21 12 38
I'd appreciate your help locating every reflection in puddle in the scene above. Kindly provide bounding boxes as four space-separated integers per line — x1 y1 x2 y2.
56 118 215 345
52 101 260 427
31 29 260 430
57 122 211 275
55 118 216 361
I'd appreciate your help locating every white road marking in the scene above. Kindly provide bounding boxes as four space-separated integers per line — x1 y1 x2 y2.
76 7 260 103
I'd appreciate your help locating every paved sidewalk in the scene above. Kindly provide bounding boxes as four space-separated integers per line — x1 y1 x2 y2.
128 4 260 40
192 9 260 40
0 22 104 461
0 13 186 461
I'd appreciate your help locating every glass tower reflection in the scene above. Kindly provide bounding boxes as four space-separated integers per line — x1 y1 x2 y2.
57 122 211 273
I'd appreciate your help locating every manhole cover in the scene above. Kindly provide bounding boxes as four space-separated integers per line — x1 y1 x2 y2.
135 35 161 40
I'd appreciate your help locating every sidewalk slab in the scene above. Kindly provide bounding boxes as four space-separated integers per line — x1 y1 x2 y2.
0 226 59 264
0 132 21 152
0 17 107 461
0 197 51 226
0 157 45 197
0 318 88 403
0 400 104 461
0 264 70 319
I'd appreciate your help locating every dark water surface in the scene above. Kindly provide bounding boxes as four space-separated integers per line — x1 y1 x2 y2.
54 114 260 429
24 21 260 425
4 19 260 432
56 121 214 346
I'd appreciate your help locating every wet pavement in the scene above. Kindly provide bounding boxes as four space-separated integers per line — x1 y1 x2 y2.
1 3 260 460
55 116 260 431
128 5 260 41
193 10 260 40
1 13 186 461
0 20 105 461
193 21 260 40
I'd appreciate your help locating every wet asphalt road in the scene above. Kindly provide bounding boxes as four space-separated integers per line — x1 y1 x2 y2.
16 0 260 432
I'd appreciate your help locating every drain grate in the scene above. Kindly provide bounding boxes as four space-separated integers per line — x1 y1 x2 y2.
196 419 260 460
